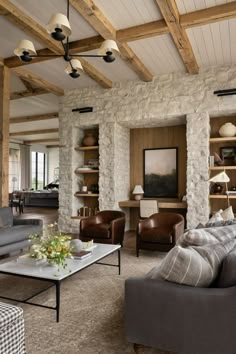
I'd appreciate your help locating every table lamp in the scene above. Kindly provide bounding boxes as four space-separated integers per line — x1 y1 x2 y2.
209 170 230 207
132 185 144 200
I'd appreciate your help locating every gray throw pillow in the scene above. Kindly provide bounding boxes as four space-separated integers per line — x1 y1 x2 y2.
147 239 236 287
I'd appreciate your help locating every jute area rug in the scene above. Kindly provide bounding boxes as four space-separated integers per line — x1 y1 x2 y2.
0 245 176 354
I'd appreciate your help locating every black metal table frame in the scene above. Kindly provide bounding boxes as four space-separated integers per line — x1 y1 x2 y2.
0 249 120 322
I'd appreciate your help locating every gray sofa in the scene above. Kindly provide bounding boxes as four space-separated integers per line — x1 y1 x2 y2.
125 246 236 354
0 207 42 256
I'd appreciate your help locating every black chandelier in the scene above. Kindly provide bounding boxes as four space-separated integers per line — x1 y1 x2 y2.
14 0 119 78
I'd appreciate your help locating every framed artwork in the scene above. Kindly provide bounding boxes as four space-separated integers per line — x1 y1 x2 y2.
220 146 236 160
143 147 178 198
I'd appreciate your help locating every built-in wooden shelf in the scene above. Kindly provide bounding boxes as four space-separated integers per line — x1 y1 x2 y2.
209 137 236 143
209 195 236 199
74 146 99 151
209 166 236 170
74 193 99 197
75 169 99 174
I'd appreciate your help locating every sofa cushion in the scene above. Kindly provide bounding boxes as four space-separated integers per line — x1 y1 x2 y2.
147 239 236 287
215 247 236 287
82 224 111 239
140 227 172 243
0 225 41 246
0 207 13 228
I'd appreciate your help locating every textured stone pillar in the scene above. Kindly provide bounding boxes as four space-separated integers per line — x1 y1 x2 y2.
58 113 83 232
99 122 130 211
186 112 210 229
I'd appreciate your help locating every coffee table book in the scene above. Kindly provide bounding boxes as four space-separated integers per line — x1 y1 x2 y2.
73 250 92 260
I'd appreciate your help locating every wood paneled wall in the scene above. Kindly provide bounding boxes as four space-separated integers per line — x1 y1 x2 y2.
130 125 187 199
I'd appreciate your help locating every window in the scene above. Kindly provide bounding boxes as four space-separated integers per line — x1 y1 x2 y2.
31 152 47 190
9 148 20 192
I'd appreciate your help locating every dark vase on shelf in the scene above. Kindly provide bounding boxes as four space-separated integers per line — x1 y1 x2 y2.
211 183 224 195
82 133 97 147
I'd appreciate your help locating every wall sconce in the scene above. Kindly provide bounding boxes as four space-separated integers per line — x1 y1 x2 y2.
132 185 144 201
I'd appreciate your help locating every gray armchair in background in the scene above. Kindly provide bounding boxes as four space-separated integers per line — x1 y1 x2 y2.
125 246 236 354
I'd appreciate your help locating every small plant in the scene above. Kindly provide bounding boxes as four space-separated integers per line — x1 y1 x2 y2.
29 223 73 269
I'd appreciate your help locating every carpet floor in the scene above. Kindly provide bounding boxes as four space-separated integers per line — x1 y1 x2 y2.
0 245 176 354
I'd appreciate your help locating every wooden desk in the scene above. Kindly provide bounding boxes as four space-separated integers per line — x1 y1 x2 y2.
119 200 187 209
119 199 187 230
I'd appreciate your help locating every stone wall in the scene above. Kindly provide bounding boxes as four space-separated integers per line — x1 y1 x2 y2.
59 65 236 231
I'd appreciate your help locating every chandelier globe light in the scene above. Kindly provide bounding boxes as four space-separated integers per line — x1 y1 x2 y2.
14 0 119 79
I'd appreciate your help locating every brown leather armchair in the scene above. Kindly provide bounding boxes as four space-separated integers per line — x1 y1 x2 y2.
136 212 184 256
80 210 126 245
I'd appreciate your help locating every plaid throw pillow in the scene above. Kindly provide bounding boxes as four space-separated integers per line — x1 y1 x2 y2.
147 239 236 287
177 224 236 247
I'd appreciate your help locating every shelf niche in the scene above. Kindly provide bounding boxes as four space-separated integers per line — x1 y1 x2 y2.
74 127 99 217
209 116 236 213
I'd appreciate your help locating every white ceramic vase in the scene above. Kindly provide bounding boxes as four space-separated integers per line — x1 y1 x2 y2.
219 122 236 137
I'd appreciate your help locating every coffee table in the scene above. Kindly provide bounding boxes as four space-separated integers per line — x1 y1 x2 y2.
0 243 121 322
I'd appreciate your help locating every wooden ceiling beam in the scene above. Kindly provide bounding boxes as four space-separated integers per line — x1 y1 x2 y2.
10 88 49 100
119 44 153 81
79 58 112 88
156 0 199 75
0 0 63 54
70 0 153 82
19 78 34 92
117 20 169 42
10 128 59 137
24 138 59 144
70 0 116 39
12 67 64 96
181 1 236 29
10 112 58 124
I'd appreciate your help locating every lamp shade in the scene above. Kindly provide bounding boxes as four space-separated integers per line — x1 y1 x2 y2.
209 171 230 183
132 185 144 194
46 13 71 37
98 40 119 56
65 59 83 78
14 40 36 57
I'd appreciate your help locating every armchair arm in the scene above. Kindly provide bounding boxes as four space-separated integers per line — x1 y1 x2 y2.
111 217 125 244
172 219 185 243
13 218 43 226
80 215 99 231
137 218 153 235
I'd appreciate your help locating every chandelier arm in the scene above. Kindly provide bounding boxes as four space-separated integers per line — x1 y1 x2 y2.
29 54 63 58
72 54 107 58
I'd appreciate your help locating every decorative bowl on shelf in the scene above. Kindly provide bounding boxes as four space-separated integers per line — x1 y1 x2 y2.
219 123 236 137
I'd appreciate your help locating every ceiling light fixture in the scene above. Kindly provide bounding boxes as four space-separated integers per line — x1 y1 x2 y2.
14 0 119 79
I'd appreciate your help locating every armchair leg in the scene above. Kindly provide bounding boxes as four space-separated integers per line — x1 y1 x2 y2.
136 248 139 257
133 343 144 354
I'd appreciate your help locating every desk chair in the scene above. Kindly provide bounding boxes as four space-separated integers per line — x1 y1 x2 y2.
9 192 24 214
140 199 159 219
